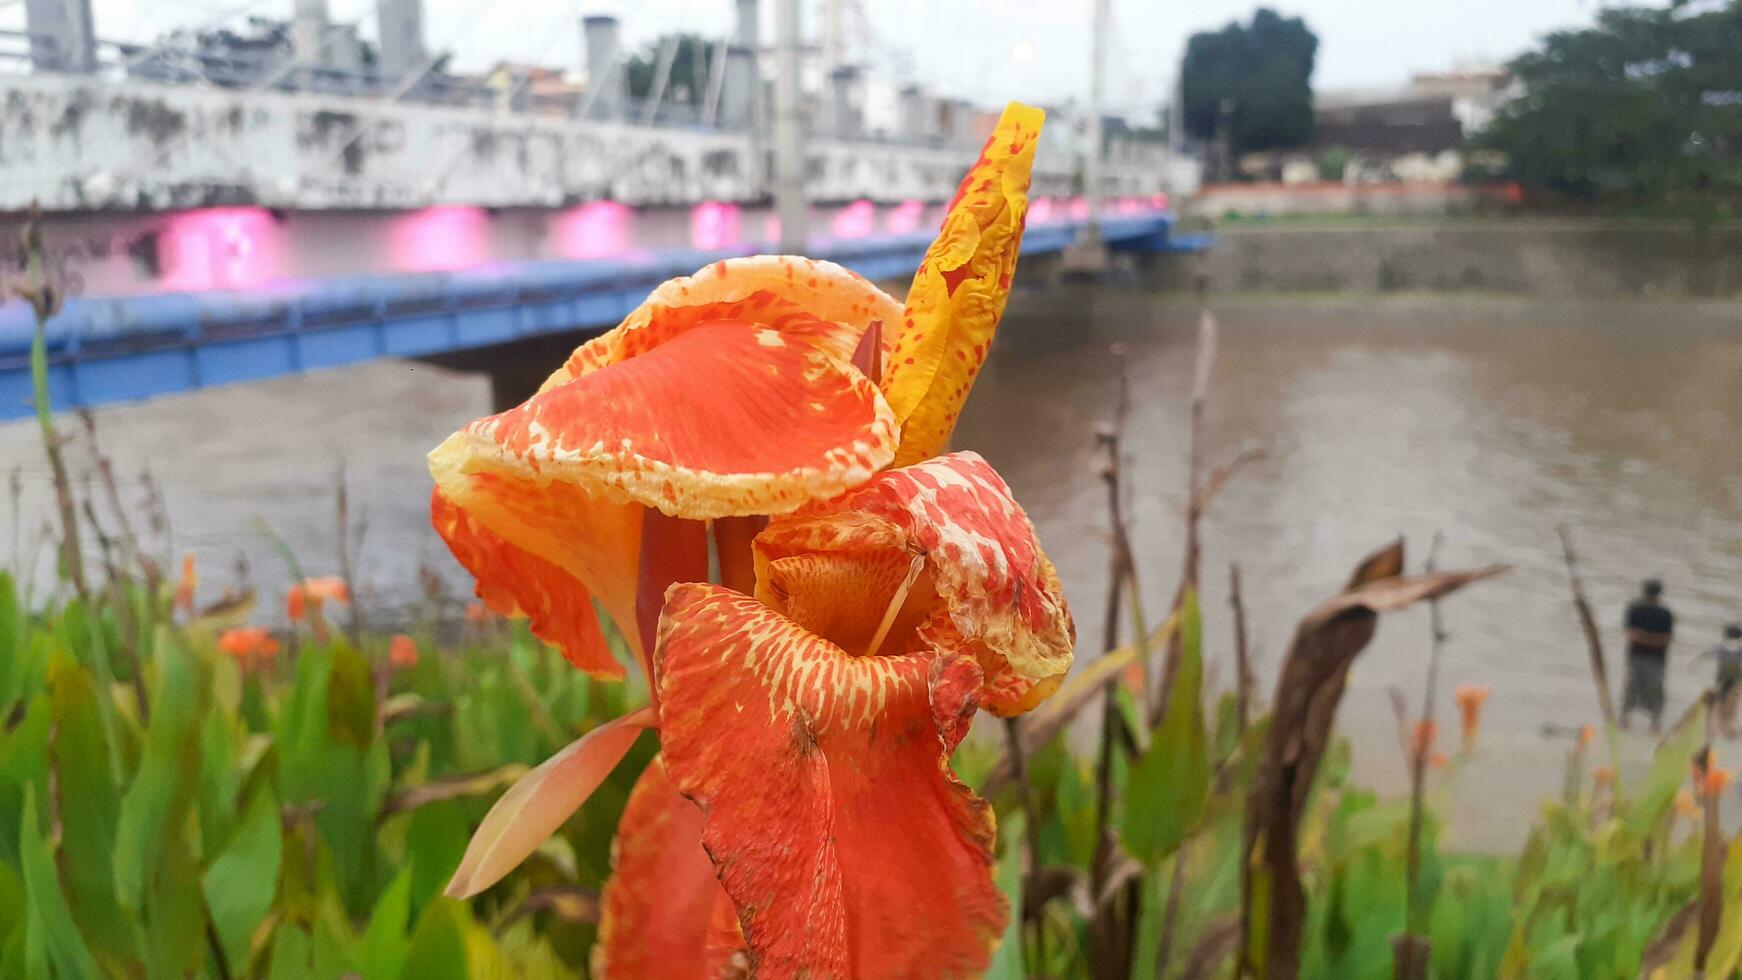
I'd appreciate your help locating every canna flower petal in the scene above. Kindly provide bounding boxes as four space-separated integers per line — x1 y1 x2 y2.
432 488 621 676
595 757 746 979
389 633 420 669
655 584 1005 979
446 707 655 899
754 451 1074 715
430 260 902 672
882 103 1043 466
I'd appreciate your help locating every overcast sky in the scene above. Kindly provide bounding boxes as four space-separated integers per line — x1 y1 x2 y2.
35 0 1632 112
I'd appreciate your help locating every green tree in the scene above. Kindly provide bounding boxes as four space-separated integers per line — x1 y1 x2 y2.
1481 0 1742 217
626 33 717 108
1181 9 1318 158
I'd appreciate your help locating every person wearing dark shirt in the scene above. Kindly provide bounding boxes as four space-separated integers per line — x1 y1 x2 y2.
1621 578 1674 733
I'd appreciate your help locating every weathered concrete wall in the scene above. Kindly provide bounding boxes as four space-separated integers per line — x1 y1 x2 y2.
0 73 1181 212
1208 222 1742 299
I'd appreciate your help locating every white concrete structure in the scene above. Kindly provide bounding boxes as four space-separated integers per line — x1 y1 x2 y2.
2 72 1187 212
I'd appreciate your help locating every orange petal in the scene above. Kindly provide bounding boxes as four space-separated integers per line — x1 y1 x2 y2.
559 256 902 385
882 103 1044 466
446 707 655 899
595 756 745 978
655 585 1005 978
441 320 895 518
756 451 1074 715
432 488 622 677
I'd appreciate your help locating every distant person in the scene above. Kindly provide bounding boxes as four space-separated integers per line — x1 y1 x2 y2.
1696 623 1742 738
1621 578 1675 733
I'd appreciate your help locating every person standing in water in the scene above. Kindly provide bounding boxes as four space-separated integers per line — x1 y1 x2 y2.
1621 578 1675 733
1696 623 1742 738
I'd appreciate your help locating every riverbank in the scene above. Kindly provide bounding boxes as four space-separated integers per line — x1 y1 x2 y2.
1196 218 1742 299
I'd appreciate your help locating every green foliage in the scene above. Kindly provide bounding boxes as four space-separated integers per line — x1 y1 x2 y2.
1482 0 1742 218
1121 590 1209 864
1181 7 1318 156
625 33 717 107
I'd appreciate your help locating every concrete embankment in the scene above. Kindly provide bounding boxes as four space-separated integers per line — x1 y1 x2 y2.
1199 220 1742 299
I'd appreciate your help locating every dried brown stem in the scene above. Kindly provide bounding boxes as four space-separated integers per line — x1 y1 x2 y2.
1555 525 1616 728
1397 533 1446 979
335 464 363 647
1230 562 1253 737
1002 715 1048 967
19 204 87 599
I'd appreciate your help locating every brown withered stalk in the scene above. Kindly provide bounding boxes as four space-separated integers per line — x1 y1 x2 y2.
1695 744 1723 973
1230 562 1254 737
1555 525 1616 729
1238 540 1506 980
18 202 87 599
1001 714 1049 965
1395 533 1447 980
335 463 364 647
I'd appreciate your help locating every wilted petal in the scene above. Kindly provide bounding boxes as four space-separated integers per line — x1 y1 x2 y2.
756 451 1074 714
432 488 621 676
595 757 745 978
655 585 1004 978
446 707 655 899
882 103 1044 466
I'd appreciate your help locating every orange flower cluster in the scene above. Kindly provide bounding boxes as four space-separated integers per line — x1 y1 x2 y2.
217 626 279 669
432 104 1067 975
389 633 420 670
173 553 198 614
286 576 350 621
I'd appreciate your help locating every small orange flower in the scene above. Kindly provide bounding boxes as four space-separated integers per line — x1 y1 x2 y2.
1593 765 1615 787
218 626 279 666
1707 767 1733 798
173 553 198 614
1411 719 1438 760
1674 788 1701 819
1453 683 1490 749
287 576 351 621
389 633 420 670
1577 724 1594 748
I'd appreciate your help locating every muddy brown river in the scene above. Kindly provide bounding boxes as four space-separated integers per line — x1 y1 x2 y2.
5 287 1741 849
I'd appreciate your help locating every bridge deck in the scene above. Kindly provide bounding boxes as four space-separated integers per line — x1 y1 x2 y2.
0 212 1205 420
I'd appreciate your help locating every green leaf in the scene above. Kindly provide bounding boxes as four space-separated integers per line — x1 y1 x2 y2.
1622 710 1704 841
113 636 200 916
362 868 415 980
986 814 1026 980
327 642 377 750
1120 589 1210 865
18 784 101 980
204 787 284 968
401 899 470 980
46 657 132 959
0 693 52 870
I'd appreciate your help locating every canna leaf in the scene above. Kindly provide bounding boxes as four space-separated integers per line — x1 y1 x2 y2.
46 657 131 960
985 814 1027 980
203 787 284 969
362 868 414 980
1122 589 1210 865
18 784 101 980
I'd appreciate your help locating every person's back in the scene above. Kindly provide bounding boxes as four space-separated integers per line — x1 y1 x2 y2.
1621 579 1674 733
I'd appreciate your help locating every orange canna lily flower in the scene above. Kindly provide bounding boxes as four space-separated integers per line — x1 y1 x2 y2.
1593 765 1616 787
1707 766 1733 799
173 553 198 614
1577 724 1594 748
1453 683 1490 750
389 633 420 669
1410 718 1438 761
433 103 1058 976
287 575 351 621
217 626 279 667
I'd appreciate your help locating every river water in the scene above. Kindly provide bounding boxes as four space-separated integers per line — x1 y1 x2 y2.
5 287 1741 849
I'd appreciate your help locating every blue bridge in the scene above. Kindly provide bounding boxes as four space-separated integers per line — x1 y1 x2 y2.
0 212 1207 421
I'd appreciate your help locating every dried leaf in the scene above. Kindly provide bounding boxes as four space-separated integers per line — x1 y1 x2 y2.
1240 540 1506 980
380 764 530 819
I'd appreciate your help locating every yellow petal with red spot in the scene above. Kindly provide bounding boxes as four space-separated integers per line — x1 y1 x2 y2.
655 585 1005 979
432 488 620 676
882 103 1043 466
446 707 655 899
595 756 745 978
755 451 1074 714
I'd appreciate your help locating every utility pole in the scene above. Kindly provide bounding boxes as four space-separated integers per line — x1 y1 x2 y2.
1065 0 1110 273
773 0 807 252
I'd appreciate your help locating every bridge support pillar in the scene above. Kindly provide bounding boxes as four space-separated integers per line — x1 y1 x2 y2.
583 16 625 121
24 0 95 73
